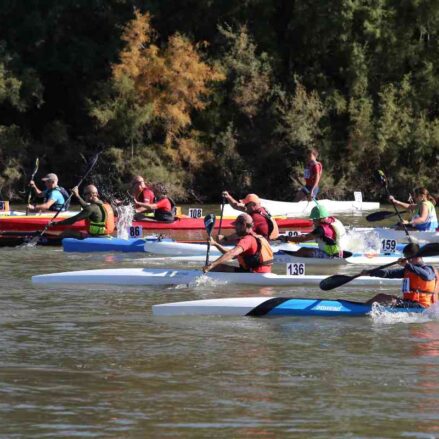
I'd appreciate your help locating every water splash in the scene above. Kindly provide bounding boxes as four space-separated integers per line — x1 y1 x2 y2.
115 204 134 239
341 228 382 254
370 302 439 325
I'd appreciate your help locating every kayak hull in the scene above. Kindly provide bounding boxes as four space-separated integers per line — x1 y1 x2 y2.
32 268 401 287
353 227 439 244
152 297 425 317
0 216 311 233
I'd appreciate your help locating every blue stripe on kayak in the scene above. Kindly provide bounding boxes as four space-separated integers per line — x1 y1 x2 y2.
247 298 425 317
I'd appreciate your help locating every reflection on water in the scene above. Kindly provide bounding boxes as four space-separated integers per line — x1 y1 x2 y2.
0 209 438 437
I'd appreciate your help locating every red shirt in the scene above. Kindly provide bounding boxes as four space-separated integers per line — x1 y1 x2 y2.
237 234 271 273
137 188 155 204
155 197 172 212
304 160 322 187
251 209 269 238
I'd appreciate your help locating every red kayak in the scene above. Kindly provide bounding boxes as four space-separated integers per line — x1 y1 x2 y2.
0 215 312 233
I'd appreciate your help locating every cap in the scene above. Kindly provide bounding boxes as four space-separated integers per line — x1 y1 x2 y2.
231 213 253 227
41 173 58 182
239 193 261 205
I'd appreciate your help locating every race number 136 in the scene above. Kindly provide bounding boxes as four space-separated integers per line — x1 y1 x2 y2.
286 263 306 276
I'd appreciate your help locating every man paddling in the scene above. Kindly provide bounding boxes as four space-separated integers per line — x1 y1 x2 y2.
203 213 273 273
130 176 155 212
221 192 279 240
361 243 439 307
49 185 115 238
294 148 322 201
280 205 346 258
27 173 70 212
134 183 176 222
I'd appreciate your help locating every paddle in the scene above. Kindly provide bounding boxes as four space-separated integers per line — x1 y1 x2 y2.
203 213 216 266
29 152 100 244
319 242 439 291
374 170 413 242
26 158 39 215
366 210 408 222
217 196 225 238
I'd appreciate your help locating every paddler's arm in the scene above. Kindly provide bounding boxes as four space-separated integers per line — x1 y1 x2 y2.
308 165 321 200
361 259 406 278
52 206 92 226
408 202 428 226
222 191 246 212
71 186 88 208
209 237 229 254
203 245 244 273
388 195 416 211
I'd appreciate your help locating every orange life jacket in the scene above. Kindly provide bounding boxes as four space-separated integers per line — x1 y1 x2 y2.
86 202 115 235
402 267 439 308
238 234 274 271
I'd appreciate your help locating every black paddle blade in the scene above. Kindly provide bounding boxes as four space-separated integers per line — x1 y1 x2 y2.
374 169 387 186
319 274 355 291
366 210 409 222
203 214 216 237
418 243 439 257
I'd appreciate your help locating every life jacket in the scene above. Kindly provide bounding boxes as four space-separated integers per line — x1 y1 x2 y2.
252 207 279 240
304 160 323 187
238 234 274 271
45 186 70 211
402 267 439 308
154 196 176 222
316 217 346 257
86 202 115 235
412 201 438 231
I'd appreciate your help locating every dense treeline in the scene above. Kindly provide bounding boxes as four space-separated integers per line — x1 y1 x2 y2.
0 0 438 203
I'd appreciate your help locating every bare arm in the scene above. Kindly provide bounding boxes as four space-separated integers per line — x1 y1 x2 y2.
222 191 246 212
203 245 244 272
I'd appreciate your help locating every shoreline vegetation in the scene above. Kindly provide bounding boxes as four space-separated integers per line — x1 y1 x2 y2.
0 3 438 204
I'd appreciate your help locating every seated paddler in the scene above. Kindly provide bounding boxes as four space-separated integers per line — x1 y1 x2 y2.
27 173 70 213
362 243 439 308
279 205 346 258
203 213 273 273
50 184 115 238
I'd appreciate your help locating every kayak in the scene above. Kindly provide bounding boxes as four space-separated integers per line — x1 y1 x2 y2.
352 227 439 244
0 232 63 246
62 236 170 252
152 297 425 317
0 215 311 233
223 197 380 218
148 252 439 266
31 268 402 287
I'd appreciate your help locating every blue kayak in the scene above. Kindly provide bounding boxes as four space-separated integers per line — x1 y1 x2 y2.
152 297 426 317
62 236 164 253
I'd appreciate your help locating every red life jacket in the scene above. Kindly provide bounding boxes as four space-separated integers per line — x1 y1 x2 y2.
251 207 279 240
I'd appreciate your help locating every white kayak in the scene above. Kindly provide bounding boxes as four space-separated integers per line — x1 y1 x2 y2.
223 197 380 218
143 240 297 256
352 227 439 244
147 252 439 266
31 268 402 287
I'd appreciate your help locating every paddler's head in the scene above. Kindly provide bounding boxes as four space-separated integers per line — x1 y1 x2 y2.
310 205 329 225
240 193 261 214
41 173 58 189
402 243 421 263
131 175 146 192
83 184 99 203
232 213 254 236
306 147 318 161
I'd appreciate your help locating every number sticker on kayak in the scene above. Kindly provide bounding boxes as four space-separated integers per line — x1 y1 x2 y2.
381 239 397 253
285 230 302 237
128 225 143 238
286 263 306 276
188 208 203 218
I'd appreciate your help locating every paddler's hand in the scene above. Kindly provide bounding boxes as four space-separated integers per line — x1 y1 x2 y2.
388 195 396 203
27 203 35 211
306 193 313 201
222 191 232 201
47 221 55 228
203 264 212 273
397 257 407 266
71 186 79 198
29 180 36 188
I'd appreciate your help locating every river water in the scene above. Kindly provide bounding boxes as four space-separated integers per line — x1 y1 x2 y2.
1 206 439 437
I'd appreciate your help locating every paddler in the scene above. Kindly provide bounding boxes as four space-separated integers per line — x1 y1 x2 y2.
221 192 279 240
389 187 438 231
130 175 155 212
135 183 175 222
279 205 346 258
49 184 115 238
294 148 322 201
203 213 273 273
27 173 70 212
361 243 439 307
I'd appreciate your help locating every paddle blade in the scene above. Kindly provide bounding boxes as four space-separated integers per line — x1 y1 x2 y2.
204 214 216 237
319 274 356 291
374 169 387 187
418 243 439 257
366 210 395 222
